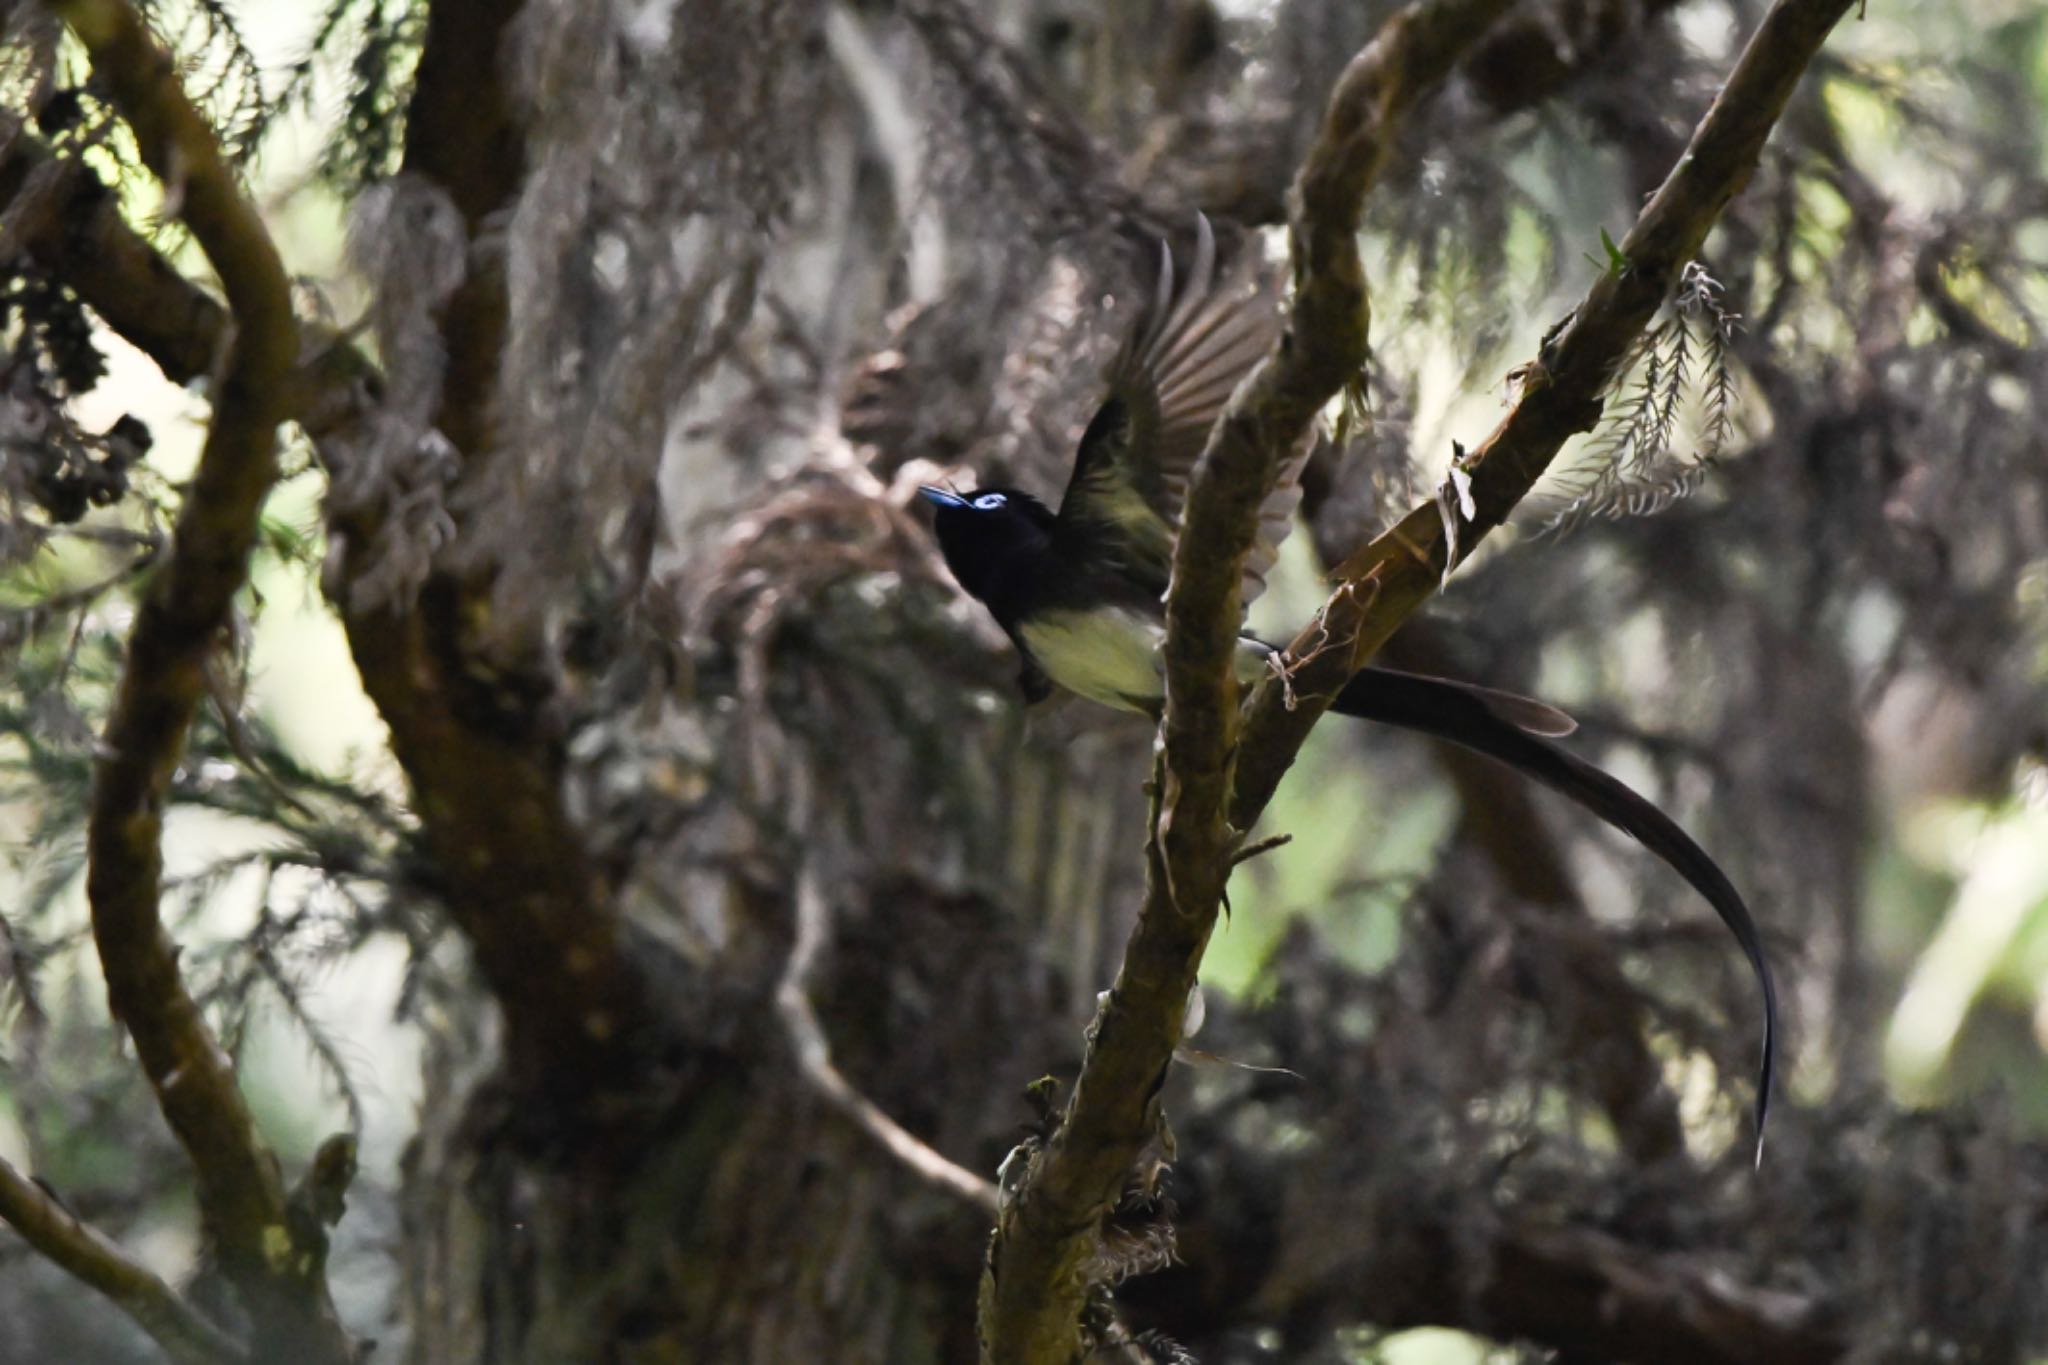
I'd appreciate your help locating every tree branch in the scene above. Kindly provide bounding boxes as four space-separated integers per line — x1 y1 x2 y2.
1139 1101 1842 1360
977 2 1515 1359
1234 0 1858 825
0 120 383 444
1255 1204 1844 1362
981 0 1855 1355
1176 0 1690 225
317 0 672 1097
4 4 660 1106
779 868 1000 1214
1461 0 1688 114
0 1156 248 1365
51 1 350 1356
0 120 224 384
396 0 522 463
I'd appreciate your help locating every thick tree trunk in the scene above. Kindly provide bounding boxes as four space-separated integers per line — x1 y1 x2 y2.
401 1049 991 1363
393 586 1152 1363
360 2 1176 1353
386 411 1155 1362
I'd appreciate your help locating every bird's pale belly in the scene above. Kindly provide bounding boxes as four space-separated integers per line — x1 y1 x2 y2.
1018 608 1272 712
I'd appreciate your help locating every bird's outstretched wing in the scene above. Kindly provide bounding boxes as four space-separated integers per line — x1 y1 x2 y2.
1055 216 1299 605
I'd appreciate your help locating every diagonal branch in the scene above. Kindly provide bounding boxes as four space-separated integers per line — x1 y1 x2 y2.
982 0 1857 1356
779 868 1000 1213
51 1 351 1356
976 1 1516 1359
0 1156 248 1365
1252 1202 1844 1362
0 120 225 385
1233 0 1858 825
0 121 383 444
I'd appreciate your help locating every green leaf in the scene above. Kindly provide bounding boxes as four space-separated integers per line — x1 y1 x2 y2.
1599 226 1628 274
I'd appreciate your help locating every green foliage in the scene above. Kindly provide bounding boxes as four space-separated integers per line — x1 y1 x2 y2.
1596 225 1626 275
1543 260 1741 532
274 0 427 190
0 499 427 1175
132 0 273 162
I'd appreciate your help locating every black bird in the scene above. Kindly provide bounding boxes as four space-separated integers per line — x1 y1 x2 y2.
919 218 1776 1160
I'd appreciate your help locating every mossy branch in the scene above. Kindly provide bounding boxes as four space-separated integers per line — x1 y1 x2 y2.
50 0 354 1357
976 0 1516 1358
1235 0 1858 822
978 0 1858 1357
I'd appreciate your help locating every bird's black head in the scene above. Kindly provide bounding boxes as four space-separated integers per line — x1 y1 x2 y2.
918 485 1055 618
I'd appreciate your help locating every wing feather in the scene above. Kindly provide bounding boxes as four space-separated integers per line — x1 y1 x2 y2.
1056 215 1299 607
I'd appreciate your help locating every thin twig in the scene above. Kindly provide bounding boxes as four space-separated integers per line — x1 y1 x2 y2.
0 1155 247 1365
2 541 161 620
778 868 1000 1214
1228 833 1293 868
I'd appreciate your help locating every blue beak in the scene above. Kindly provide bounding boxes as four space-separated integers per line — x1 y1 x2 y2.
919 485 970 509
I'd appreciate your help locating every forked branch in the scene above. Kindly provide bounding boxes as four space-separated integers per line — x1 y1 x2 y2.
1236 0 1860 818
978 0 1859 1358
977 0 1516 1358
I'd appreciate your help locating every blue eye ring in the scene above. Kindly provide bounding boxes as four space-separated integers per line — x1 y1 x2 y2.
972 492 1008 510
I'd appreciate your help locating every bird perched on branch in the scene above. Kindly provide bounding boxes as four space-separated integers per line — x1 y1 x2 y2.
919 216 1776 1160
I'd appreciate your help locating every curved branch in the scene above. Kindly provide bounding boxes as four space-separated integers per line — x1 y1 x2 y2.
977 1 1516 1358
52 1 350 1357
0 121 225 384
0 121 383 446
1176 0 1691 224
780 868 1000 1214
0 1157 247 1365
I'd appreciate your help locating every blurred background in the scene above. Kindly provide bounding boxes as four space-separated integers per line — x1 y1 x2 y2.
3 0 2048 1360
